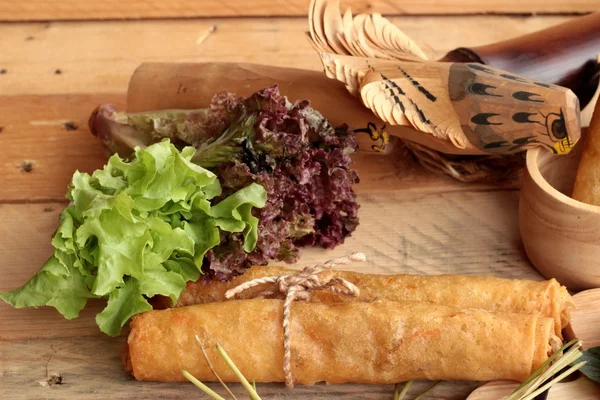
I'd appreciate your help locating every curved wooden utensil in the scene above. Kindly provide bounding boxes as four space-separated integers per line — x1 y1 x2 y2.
466 378 600 400
564 288 600 349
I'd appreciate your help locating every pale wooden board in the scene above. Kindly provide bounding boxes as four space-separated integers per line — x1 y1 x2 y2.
0 0 596 21
568 289 600 349
0 94 125 202
0 16 572 96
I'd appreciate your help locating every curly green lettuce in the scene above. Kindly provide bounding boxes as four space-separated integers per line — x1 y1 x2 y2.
90 87 360 280
0 140 266 336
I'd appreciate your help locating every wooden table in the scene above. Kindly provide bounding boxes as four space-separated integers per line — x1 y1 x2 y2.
1 1 598 399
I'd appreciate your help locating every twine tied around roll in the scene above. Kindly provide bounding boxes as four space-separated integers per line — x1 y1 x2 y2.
224 252 366 388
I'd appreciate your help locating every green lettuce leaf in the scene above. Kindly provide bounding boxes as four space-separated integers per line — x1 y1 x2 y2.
0 253 94 319
95 279 153 336
0 140 266 336
209 183 267 252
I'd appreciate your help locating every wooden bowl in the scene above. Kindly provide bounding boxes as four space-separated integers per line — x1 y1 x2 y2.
519 143 600 291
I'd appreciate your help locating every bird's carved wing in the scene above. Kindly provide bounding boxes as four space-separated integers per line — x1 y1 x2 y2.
308 0 428 62
318 52 469 147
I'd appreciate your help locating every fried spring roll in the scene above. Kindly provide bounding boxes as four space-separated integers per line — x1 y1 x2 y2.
165 266 573 336
124 299 560 384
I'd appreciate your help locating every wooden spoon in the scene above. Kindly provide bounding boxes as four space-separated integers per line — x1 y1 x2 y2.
466 288 600 399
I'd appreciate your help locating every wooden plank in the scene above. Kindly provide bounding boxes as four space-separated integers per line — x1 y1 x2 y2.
0 94 124 202
0 0 595 21
0 16 572 96
0 337 477 399
0 188 540 340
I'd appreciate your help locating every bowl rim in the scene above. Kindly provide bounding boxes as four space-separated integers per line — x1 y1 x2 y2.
525 147 600 213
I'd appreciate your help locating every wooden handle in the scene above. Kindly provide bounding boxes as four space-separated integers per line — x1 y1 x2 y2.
443 13 600 108
127 62 485 155
572 99 600 204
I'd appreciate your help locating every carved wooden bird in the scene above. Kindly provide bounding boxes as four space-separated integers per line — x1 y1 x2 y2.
307 0 581 155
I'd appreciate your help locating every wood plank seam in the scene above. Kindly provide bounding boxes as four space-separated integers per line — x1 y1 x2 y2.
0 0 597 21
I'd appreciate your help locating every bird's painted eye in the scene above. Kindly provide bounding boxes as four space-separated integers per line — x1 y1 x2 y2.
545 110 567 140
551 119 567 139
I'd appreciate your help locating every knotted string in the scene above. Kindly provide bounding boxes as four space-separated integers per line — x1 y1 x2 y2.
225 252 366 388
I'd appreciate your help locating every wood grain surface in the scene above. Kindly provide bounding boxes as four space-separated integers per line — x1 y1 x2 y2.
0 0 596 21
0 7 595 400
0 16 572 96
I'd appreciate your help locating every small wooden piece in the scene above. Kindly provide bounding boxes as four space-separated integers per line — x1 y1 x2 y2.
564 288 600 349
466 378 600 400
519 139 600 290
